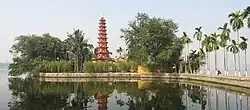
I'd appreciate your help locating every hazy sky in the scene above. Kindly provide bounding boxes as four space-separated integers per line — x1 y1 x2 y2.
0 0 250 71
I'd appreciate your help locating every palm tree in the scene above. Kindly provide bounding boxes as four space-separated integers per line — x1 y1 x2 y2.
116 47 123 58
202 35 213 74
229 11 245 76
188 49 206 73
181 32 193 73
239 36 248 76
193 26 203 48
193 26 203 73
198 48 206 74
227 40 240 76
67 29 93 72
243 6 250 28
218 23 231 75
210 33 220 74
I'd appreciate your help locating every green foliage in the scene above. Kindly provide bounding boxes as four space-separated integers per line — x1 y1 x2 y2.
229 11 245 31
210 32 220 51
8 58 36 76
116 47 124 58
193 26 203 41
202 35 214 52
37 60 72 73
227 40 239 54
115 61 130 72
121 13 183 70
181 32 192 44
10 34 68 61
66 29 94 72
243 6 250 28
218 23 231 47
187 49 206 73
239 36 248 51
84 61 95 73
84 61 138 73
9 30 94 75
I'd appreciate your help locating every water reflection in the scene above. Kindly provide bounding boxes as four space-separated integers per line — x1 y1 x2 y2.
8 77 250 110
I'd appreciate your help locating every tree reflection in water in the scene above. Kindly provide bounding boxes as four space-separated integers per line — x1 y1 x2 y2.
11 78 250 110
8 78 186 109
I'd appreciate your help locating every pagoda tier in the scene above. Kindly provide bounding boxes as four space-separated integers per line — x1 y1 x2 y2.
97 37 108 40
96 16 110 60
98 42 108 44
99 25 106 28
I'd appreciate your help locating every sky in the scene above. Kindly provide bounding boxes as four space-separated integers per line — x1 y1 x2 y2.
0 0 250 72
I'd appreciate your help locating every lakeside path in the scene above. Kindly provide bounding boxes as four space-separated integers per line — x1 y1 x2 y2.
38 73 250 90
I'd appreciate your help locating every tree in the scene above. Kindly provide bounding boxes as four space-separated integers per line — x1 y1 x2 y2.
218 23 231 75
227 40 240 76
193 26 203 48
181 32 193 73
116 47 123 58
229 11 245 76
239 36 248 76
9 34 68 76
243 6 250 28
210 32 220 73
193 26 203 73
121 13 183 72
188 49 205 73
202 35 213 74
67 29 93 72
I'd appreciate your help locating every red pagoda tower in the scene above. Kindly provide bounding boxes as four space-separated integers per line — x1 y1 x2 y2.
96 16 110 60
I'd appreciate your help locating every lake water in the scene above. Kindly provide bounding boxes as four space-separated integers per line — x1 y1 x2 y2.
0 63 250 110
0 74 249 110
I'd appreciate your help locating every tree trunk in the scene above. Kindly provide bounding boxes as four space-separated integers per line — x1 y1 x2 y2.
216 90 219 110
225 92 228 110
207 52 210 74
179 61 181 73
237 29 241 77
226 49 229 76
224 48 226 75
240 96 242 110
198 42 201 74
188 44 191 74
227 95 230 110
247 97 249 110
215 50 218 74
208 88 212 110
79 56 83 72
236 95 239 110
245 50 247 77
234 54 237 76
185 44 187 74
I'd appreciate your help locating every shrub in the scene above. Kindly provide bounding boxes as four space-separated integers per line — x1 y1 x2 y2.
83 61 137 73
115 61 129 72
38 60 72 73
84 61 95 73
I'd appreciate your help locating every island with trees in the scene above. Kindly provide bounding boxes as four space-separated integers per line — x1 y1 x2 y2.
8 6 250 79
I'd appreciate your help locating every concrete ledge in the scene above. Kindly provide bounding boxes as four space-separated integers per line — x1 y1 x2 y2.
38 73 250 88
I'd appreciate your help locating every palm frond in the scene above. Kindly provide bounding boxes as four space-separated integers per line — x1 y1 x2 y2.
183 32 187 36
248 17 250 28
223 23 228 28
217 27 223 30
240 36 248 41
232 40 237 45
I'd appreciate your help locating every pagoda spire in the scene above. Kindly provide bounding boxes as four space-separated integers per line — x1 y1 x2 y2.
96 16 110 60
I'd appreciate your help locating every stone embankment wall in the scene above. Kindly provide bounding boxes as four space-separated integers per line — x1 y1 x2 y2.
38 73 250 88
